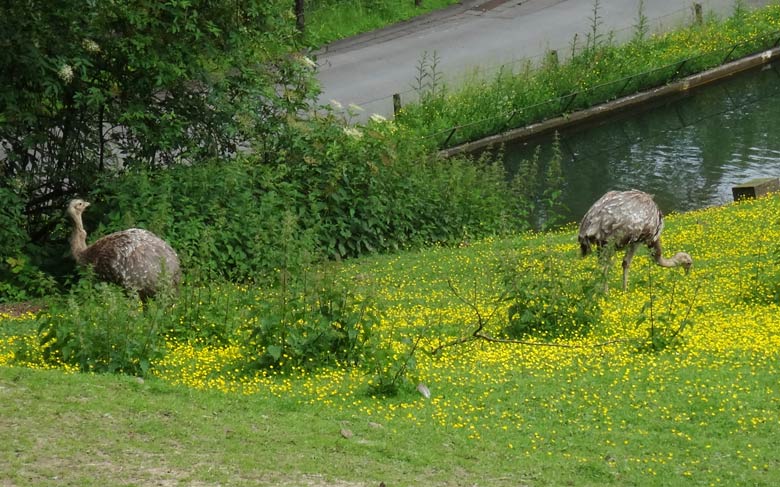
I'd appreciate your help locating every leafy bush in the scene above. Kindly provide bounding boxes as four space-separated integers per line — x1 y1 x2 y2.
365 336 421 398
633 271 700 353
0 0 313 255
241 271 379 371
34 274 173 376
0 186 56 302
83 114 521 284
90 159 318 284
278 112 519 259
162 283 261 347
501 246 604 340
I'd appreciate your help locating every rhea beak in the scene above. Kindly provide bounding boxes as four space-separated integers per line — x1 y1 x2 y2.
683 263 692 275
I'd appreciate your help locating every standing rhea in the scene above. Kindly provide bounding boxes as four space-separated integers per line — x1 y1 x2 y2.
578 190 692 291
67 199 181 299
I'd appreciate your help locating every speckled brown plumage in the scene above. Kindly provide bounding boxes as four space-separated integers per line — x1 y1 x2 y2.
67 199 181 299
578 190 692 291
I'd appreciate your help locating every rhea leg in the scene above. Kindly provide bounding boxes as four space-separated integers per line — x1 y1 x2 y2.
622 243 638 291
596 244 613 292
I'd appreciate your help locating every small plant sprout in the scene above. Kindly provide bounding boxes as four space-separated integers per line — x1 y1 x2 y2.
412 50 444 100
633 0 649 42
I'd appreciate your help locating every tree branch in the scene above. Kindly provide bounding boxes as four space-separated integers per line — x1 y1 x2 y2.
429 278 627 355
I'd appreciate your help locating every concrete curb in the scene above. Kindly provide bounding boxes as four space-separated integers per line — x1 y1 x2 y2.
440 46 780 157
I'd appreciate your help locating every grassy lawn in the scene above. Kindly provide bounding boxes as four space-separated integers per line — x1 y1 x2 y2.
3 194 780 486
305 0 463 47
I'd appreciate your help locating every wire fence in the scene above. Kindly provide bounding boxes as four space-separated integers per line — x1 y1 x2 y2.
416 29 780 150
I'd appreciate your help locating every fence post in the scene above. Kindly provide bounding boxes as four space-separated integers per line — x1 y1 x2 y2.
617 77 633 96
562 92 578 112
673 59 688 79
546 50 559 68
722 45 738 64
443 127 458 147
393 93 402 117
295 0 305 33
693 3 703 25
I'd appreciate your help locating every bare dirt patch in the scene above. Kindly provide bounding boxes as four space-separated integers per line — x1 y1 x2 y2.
0 302 45 318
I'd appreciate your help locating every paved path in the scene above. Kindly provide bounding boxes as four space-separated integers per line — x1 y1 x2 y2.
315 0 771 119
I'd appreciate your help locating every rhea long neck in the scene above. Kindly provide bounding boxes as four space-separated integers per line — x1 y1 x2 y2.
69 210 89 264
650 240 683 268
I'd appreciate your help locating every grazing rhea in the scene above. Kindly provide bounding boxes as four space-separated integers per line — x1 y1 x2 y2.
578 190 692 291
67 199 181 299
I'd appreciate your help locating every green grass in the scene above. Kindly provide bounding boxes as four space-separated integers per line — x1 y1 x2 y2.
305 0 462 47
3 194 780 486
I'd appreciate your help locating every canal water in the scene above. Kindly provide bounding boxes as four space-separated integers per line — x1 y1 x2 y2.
499 63 780 223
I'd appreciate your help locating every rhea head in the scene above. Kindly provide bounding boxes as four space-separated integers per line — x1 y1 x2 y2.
67 199 91 219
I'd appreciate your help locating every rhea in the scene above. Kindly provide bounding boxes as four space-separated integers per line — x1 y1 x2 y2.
578 190 692 291
67 199 181 300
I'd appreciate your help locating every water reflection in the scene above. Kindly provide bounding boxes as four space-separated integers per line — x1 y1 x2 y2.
499 63 780 222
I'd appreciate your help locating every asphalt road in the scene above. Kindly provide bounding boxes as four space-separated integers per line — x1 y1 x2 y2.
315 0 772 119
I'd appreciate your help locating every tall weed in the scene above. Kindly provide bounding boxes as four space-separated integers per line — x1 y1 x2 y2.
501 244 604 340
633 268 701 353
242 269 380 371
34 273 171 376
508 132 567 231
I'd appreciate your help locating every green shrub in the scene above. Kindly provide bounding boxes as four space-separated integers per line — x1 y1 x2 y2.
89 159 319 284
365 336 421 398
241 271 380 371
163 283 260 347
34 274 172 376
501 246 603 340
0 186 56 302
633 270 700 353
86 113 521 284
279 112 519 258
0 0 316 277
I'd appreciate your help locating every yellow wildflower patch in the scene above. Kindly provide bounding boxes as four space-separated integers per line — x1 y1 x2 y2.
3 195 780 482
141 196 780 444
